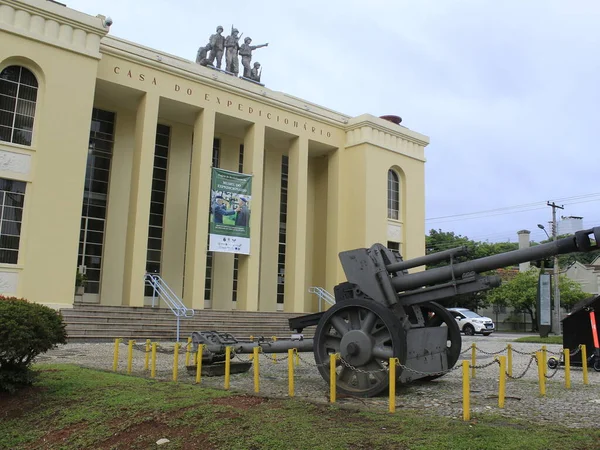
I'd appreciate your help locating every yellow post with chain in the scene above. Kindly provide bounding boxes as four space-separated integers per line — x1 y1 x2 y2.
542 345 547 378
253 346 260 393
127 339 135 374
330 353 337 403
225 346 231 390
151 343 157 378
112 338 121 372
288 349 295 397
272 336 277 363
507 344 513 378
195 344 203 384
498 356 506 408
581 345 588 385
144 339 151 370
389 357 397 413
172 343 181 382
185 337 192 366
536 351 545 396
462 360 470 421
564 349 570 389
471 343 476 379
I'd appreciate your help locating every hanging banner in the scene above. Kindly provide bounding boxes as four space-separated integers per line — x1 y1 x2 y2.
209 168 253 254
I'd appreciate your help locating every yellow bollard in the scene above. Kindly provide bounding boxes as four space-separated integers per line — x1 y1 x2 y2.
581 345 588 385
389 358 397 413
185 337 192 367
113 338 121 372
288 349 295 397
498 356 506 408
253 347 260 393
127 340 135 374
144 339 151 371
330 353 337 403
196 344 203 384
272 336 278 363
536 352 545 396
462 360 470 421
151 343 157 378
507 344 513 378
173 343 180 382
542 345 547 378
225 346 231 390
471 343 476 379
564 349 570 389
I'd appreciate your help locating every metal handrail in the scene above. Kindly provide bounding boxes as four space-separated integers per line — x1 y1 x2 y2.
308 286 335 312
144 273 195 341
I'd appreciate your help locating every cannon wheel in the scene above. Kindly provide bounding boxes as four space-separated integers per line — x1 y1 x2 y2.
419 302 462 381
313 298 406 397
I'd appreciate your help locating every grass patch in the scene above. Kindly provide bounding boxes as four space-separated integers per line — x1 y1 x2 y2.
513 336 563 345
0 363 597 450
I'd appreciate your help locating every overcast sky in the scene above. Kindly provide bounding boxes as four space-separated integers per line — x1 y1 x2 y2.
64 0 600 244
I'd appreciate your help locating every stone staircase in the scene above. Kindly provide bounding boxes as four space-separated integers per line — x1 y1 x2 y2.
60 304 316 342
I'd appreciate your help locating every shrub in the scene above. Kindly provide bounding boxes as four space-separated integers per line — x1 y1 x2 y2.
0 296 67 393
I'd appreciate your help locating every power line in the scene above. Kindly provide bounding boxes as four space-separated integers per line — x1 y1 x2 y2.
426 192 600 222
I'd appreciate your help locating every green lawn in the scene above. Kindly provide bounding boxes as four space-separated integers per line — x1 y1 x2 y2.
513 336 563 345
1 364 598 450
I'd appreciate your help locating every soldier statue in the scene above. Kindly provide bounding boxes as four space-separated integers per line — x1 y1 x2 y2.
224 27 242 75
239 37 268 79
196 43 213 67
208 25 225 69
250 62 262 82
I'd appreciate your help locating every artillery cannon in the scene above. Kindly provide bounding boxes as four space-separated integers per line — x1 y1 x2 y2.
284 226 600 397
191 227 600 397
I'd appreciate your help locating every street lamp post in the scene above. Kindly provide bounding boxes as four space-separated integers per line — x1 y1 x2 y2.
537 223 561 335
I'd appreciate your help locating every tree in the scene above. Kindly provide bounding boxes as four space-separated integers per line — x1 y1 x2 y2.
486 268 593 331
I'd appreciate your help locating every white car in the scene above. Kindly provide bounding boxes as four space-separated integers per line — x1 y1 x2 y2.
447 308 495 336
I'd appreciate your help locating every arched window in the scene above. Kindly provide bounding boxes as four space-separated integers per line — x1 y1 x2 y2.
387 169 400 220
0 65 39 146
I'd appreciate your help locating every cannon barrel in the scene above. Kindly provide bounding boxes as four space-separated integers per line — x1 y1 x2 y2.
386 246 469 272
391 226 600 292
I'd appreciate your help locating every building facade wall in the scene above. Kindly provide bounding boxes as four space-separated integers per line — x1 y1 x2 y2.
0 0 430 313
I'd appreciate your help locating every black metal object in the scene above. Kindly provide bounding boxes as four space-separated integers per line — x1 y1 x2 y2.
560 295 600 370
290 227 600 397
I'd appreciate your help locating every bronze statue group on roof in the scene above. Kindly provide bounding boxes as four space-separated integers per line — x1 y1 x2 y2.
196 25 268 84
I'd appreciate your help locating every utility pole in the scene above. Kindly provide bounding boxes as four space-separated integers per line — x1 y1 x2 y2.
548 201 564 335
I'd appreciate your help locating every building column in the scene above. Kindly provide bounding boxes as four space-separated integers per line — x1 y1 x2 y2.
121 93 160 306
183 108 216 309
284 136 309 312
236 124 265 311
325 148 342 293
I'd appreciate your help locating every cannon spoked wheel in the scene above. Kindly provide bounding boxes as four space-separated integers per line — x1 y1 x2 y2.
313 298 406 397
419 302 462 381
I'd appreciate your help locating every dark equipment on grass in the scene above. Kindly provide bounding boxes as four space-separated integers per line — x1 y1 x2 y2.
547 295 600 372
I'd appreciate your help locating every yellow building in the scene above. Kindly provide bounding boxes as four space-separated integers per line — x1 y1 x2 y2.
0 0 429 313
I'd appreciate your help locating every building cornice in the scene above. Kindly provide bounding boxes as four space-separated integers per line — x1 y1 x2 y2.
0 0 108 59
100 36 351 128
345 114 430 147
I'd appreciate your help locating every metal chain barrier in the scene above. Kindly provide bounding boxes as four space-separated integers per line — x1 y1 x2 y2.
475 345 508 356
511 347 542 356
506 354 536 380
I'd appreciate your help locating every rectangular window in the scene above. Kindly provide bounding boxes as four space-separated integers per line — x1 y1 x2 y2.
78 108 115 294
0 179 26 264
204 138 220 303
232 144 244 303
144 124 170 296
277 155 289 304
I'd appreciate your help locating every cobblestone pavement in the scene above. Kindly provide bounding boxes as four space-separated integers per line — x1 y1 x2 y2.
38 335 600 428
